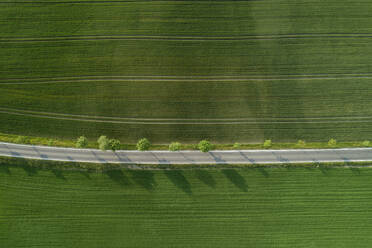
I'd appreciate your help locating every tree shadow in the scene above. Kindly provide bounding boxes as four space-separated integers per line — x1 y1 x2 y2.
52 169 66 180
22 165 38 176
350 167 361 175
319 166 331 176
258 167 269 178
0 164 11 175
222 169 248 192
79 171 91 179
106 170 131 186
164 170 192 195
129 170 156 191
209 152 226 164
195 170 216 188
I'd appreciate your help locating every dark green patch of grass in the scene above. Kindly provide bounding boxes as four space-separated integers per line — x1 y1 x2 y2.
2 160 372 247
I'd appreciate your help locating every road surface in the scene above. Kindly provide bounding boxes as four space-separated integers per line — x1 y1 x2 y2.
1 142 372 165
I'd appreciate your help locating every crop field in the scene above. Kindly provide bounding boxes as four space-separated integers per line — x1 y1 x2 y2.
1 0 372 143
1 165 372 247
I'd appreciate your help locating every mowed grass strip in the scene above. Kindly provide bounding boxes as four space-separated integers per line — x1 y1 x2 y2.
1 166 372 247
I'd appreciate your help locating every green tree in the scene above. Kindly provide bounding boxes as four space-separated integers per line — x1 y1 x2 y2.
169 142 181 151
137 138 151 151
15 136 29 144
328 138 337 147
263 139 272 148
109 139 121 151
362 140 370 147
76 136 88 148
297 140 306 148
198 140 212 152
97 135 110 151
233 142 241 149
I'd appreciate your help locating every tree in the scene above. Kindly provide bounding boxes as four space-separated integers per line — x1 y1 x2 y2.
76 136 88 148
198 140 212 152
109 139 121 151
137 138 151 151
328 138 337 147
169 142 181 151
97 135 110 151
233 142 241 149
297 140 306 148
15 136 29 144
263 139 272 148
362 140 370 147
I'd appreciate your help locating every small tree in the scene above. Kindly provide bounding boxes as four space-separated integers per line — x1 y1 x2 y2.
297 140 306 148
362 140 370 147
328 138 337 147
15 136 29 144
137 138 151 151
47 139 55 146
169 142 181 151
97 135 110 151
109 139 121 151
233 142 241 149
76 136 88 148
263 139 272 148
198 140 212 152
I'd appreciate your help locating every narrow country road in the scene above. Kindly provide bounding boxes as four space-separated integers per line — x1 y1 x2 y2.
0 142 372 165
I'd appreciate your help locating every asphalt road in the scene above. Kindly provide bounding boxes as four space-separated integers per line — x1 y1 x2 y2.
1 142 372 165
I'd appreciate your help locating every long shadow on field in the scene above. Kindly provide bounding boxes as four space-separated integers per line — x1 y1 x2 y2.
195 170 216 188
79 171 91 179
164 170 192 195
350 167 361 175
22 165 38 176
52 169 66 180
319 166 332 176
0 164 11 175
222 169 248 192
129 170 156 191
106 170 131 186
258 167 269 178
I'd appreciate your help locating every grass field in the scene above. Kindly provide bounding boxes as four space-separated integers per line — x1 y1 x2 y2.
1 164 372 247
1 0 372 143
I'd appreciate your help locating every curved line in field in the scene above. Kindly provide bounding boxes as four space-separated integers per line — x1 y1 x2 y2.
1 74 372 85
1 107 372 125
1 33 372 42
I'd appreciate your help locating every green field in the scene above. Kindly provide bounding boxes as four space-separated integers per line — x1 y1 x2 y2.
1 164 372 247
1 0 372 143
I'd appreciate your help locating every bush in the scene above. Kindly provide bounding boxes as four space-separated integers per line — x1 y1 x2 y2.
169 142 181 151
75 136 88 148
47 139 55 146
263 139 272 148
297 140 306 148
198 140 212 152
109 139 121 151
362 140 370 147
137 138 151 151
97 136 110 151
15 136 29 144
233 142 241 149
328 138 337 147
